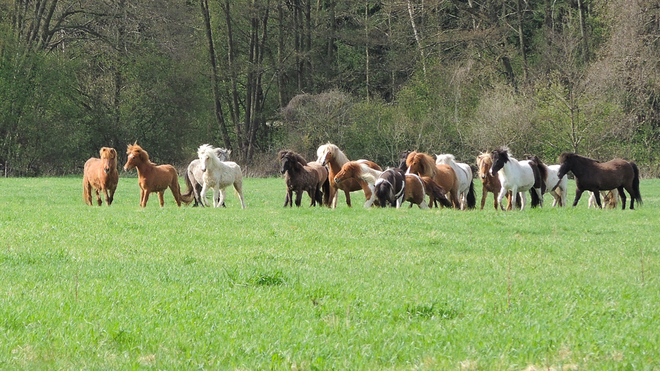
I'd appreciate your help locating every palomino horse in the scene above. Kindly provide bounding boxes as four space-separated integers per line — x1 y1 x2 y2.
588 189 620 209
182 147 231 207
124 143 183 207
555 153 641 209
198 144 246 208
83 147 119 206
490 147 547 210
405 151 460 208
435 154 476 209
316 143 381 208
336 162 452 208
279 150 329 207
545 164 568 207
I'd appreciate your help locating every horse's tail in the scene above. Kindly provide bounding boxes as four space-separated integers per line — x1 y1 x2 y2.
180 171 195 205
322 168 331 206
420 177 453 208
466 180 476 209
631 162 643 205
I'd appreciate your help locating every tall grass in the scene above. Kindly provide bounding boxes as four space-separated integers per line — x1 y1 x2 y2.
0 176 658 369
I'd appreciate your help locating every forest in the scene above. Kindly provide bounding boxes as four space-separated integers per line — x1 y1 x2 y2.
0 0 659 176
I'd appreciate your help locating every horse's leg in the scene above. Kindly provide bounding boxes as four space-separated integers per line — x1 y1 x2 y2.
158 191 165 207
200 184 210 207
102 187 111 206
106 187 115 206
510 186 520 210
619 185 629 210
572 189 584 207
284 188 292 207
95 189 102 206
363 185 376 208
344 190 352 207
519 191 527 210
141 190 150 207
480 187 488 210
419 200 429 209
217 188 227 208
496 187 506 210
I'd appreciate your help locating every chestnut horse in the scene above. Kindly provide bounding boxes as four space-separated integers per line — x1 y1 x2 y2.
124 143 183 207
555 153 642 209
83 147 119 206
316 143 381 208
279 150 329 207
405 151 460 208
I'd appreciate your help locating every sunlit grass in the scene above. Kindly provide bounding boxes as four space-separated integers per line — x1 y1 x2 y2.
0 176 658 369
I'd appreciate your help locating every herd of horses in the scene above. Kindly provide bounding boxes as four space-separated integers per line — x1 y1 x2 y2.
82 142 643 210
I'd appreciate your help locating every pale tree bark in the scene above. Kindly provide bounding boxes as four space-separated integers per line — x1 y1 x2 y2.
516 0 528 81
407 0 427 78
365 1 370 102
200 0 231 149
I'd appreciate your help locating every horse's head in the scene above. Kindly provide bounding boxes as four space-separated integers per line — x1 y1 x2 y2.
215 148 231 162
198 144 218 172
556 152 575 180
316 143 335 166
406 152 435 177
334 161 361 184
280 150 306 174
99 147 117 174
398 150 411 171
476 152 492 181
124 142 148 170
435 154 455 166
489 147 510 176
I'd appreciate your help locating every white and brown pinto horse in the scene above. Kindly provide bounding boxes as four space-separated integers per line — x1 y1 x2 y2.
555 153 641 209
316 143 381 208
490 147 547 210
435 154 476 209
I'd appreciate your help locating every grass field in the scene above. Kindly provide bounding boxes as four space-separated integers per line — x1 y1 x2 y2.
1 175 658 370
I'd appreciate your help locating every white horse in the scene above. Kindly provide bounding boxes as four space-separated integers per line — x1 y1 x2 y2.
489 147 546 210
435 154 475 209
545 164 568 207
183 147 231 207
198 144 246 209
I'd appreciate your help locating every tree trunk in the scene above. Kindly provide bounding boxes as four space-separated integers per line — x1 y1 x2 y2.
407 0 427 78
516 0 528 81
224 0 243 150
201 0 232 149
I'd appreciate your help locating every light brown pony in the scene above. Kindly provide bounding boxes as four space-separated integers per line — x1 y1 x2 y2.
123 143 184 207
476 152 516 210
406 151 460 208
316 143 381 208
83 147 119 206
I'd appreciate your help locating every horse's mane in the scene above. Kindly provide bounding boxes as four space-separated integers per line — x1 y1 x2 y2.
318 142 349 165
127 143 150 163
477 152 493 166
198 144 218 160
435 154 456 165
558 152 598 164
279 150 307 172
406 151 437 177
492 147 511 164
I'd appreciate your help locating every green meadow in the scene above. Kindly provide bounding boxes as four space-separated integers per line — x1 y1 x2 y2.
0 176 658 370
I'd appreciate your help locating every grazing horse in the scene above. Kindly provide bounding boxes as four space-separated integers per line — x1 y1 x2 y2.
435 154 476 209
588 190 620 209
83 147 119 206
182 147 231 207
338 164 452 209
545 164 568 207
555 153 641 209
316 143 381 208
405 151 461 208
279 150 329 207
124 143 183 207
198 144 246 208
489 147 547 210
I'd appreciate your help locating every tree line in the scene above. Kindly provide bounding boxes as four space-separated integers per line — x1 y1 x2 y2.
0 0 658 176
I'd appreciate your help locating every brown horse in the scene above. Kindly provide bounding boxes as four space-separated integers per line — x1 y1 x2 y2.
476 152 517 210
316 143 381 208
83 147 119 206
556 153 642 209
279 150 329 207
405 151 460 208
124 143 184 207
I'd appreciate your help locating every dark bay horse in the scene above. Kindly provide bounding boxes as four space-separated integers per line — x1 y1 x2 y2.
555 153 642 209
124 143 184 207
83 147 119 206
280 150 329 207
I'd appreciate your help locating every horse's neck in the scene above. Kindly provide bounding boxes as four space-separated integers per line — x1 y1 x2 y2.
327 160 343 176
135 161 155 177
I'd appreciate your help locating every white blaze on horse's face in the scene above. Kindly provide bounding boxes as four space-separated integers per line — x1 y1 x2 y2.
200 155 209 172
318 150 329 166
